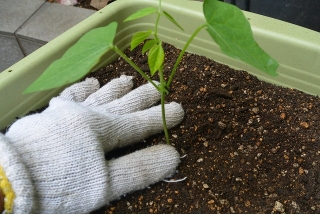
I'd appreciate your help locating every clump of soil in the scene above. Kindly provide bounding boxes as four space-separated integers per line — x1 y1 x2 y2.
86 42 320 213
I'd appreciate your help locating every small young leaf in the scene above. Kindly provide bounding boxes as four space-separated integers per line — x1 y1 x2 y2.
163 11 184 31
131 30 152 51
203 0 279 76
24 22 118 94
148 43 164 76
124 7 157 22
142 39 157 54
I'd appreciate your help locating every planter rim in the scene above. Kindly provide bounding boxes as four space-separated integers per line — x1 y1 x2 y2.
1 0 320 130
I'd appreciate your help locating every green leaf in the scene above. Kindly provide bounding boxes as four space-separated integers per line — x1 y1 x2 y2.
23 22 118 94
124 7 157 22
203 0 279 76
148 43 164 76
163 11 184 31
142 39 157 54
130 30 152 51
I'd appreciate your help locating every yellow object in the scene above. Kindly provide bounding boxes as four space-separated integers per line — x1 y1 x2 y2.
0 165 15 213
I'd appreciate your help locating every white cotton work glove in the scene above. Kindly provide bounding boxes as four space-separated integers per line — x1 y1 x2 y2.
0 75 184 214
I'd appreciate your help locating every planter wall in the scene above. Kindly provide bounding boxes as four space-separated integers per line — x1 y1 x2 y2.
223 0 320 32
1 0 320 130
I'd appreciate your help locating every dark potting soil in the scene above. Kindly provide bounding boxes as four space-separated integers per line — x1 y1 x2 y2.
9 1 319 213
85 43 320 213
1 42 320 213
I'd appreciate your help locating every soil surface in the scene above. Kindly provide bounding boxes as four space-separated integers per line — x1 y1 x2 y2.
2 42 319 213
81 43 320 213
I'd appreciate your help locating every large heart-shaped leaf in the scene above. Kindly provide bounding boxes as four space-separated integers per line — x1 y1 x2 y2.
203 0 278 76
24 22 118 93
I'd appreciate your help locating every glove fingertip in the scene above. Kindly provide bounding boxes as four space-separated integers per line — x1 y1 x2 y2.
153 144 181 177
119 75 134 82
83 75 134 106
59 78 100 102
164 102 185 128
106 145 181 202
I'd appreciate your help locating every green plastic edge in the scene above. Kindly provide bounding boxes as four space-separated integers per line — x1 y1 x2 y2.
0 0 319 130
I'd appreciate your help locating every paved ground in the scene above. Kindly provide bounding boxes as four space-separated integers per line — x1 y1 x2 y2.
0 0 95 72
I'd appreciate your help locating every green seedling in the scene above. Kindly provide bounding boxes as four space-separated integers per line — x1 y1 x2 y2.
24 0 279 145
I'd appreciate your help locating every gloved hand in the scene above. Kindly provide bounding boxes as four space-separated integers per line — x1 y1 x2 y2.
0 75 184 214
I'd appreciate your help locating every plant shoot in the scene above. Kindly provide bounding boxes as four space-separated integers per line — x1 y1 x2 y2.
24 0 279 145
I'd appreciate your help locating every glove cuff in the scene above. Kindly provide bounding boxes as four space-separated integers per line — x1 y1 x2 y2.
0 134 35 213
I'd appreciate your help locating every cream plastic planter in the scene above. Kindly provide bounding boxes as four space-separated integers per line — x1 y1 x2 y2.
1 0 320 130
